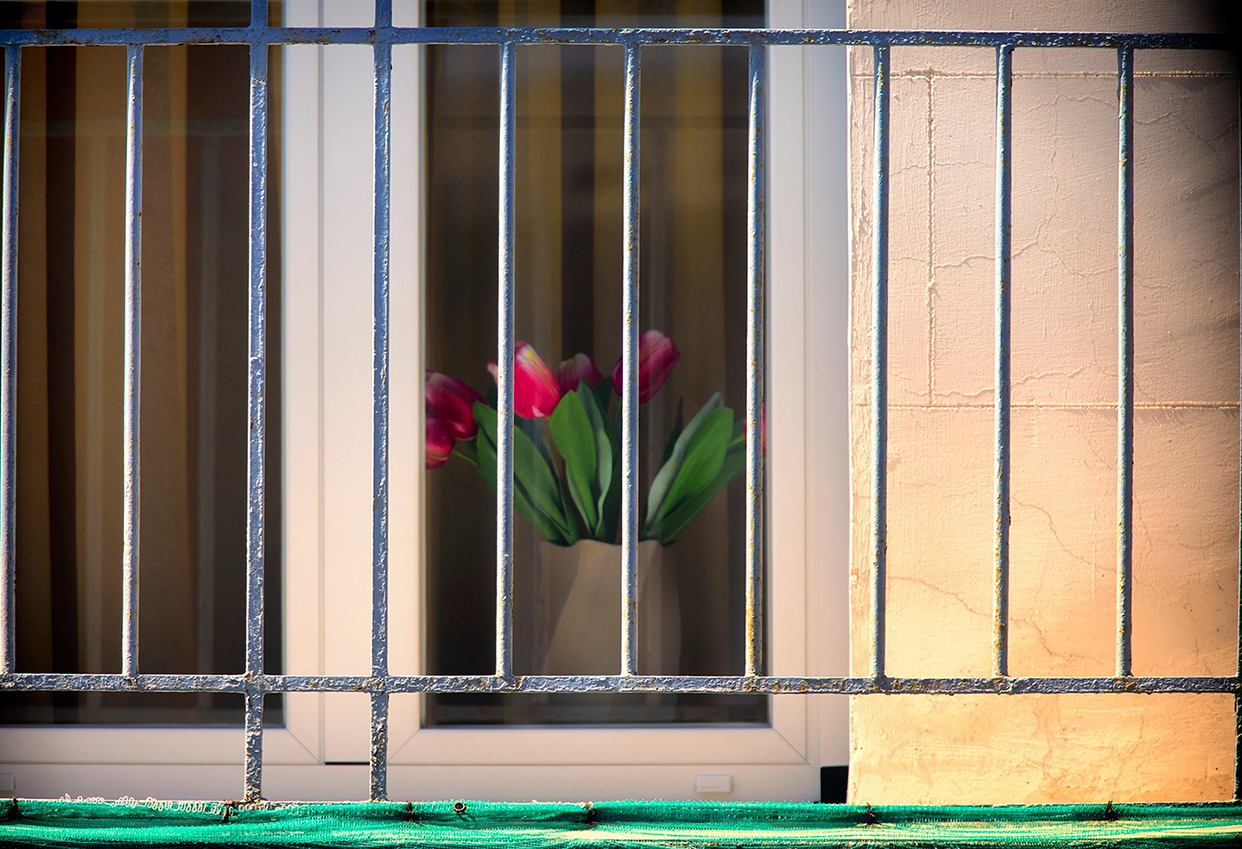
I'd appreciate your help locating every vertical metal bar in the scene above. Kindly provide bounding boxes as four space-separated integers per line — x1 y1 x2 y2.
620 41 640 677
1116 46 1134 680
744 44 765 679
0 46 19 676
870 45 890 681
121 44 143 679
369 0 393 803
242 0 268 804
1234 76 1241 805
495 40 516 680
992 44 1013 679
243 689 263 799
369 688 389 801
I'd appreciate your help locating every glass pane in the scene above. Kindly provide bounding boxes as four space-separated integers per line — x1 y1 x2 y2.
423 0 767 725
0 0 283 725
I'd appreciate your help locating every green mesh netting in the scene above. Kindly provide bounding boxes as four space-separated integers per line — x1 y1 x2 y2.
1 800 1240 847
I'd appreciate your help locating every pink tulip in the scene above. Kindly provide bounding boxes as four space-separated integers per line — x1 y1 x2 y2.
488 341 562 419
611 330 681 403
426 371 484 440
557 353 605 396
425 416 455 469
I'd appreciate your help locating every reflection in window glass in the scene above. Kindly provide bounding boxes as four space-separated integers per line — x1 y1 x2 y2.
1 0 283 725
423 0 767 726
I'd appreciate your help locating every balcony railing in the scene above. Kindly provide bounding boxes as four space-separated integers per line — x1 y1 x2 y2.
0 0 1235 805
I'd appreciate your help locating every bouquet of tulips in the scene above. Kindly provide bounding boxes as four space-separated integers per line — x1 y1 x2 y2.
425 331 747 546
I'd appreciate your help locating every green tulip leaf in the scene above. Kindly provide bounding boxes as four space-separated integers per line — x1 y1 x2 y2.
591 378 613 417
520 417 557 470
652 442 745 544
476 403 577 543
474 411 566 544
521 417 581 540
602 413 623 542
549 390 599 535
651 406 733 531
660 398 685 468
644 392 722 531
578 380 614 539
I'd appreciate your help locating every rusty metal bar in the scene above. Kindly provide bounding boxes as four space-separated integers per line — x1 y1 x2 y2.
1116 46 1134 680
369 0 393 803
495 40 516 681
744 43 765 679
993 43 1013 679
1 671 1238 696
870 44 890 681
121 43 143 680
242 0 268 805
0 28 1227 49
620 41 640 677
0 46 18 676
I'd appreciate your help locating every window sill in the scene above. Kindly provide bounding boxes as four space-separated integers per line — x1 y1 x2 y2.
1 799 1240 846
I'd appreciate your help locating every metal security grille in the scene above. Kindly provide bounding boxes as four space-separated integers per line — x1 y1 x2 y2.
0 0 1236 806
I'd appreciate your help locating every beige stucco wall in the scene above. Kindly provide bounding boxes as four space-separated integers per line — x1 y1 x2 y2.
847 1 1240 802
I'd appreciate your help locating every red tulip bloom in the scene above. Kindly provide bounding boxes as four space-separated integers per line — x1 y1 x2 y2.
489 341 562 419
425 416 455 469
612 330 681 403
557 353 605 396
425 370 484 440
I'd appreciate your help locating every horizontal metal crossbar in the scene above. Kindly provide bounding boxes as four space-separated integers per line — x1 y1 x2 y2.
0 7 1237 806
0 27 1229 49
1 673 1238 696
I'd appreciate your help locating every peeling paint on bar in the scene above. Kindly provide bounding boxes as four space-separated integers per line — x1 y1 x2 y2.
1116 46 1134 680
122 43 143 681
370 0 393 803
243 689 263 802
495 41 516 683
0 672 1237 695
0 46 18 677
242 0 268 805
369 691 389 802
744 44 765 680
620 42 640 678
0 28 1228 49
992 44 1012 680
869 45 889 682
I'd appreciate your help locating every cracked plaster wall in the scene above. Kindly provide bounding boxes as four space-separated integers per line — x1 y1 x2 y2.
847 0 1240 802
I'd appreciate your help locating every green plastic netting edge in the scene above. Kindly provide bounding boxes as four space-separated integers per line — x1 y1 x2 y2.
2 799 1241 847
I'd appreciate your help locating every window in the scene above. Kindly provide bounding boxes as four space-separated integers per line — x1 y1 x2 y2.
0 0 849 801
3 0 284 729
420 0 769 728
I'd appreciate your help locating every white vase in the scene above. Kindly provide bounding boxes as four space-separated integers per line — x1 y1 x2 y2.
530 539 680 675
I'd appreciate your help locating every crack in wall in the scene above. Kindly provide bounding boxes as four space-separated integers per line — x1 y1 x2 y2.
1011 495 1099 570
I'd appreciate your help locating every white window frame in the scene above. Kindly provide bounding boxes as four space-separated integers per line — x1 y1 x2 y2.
0 0 849 802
